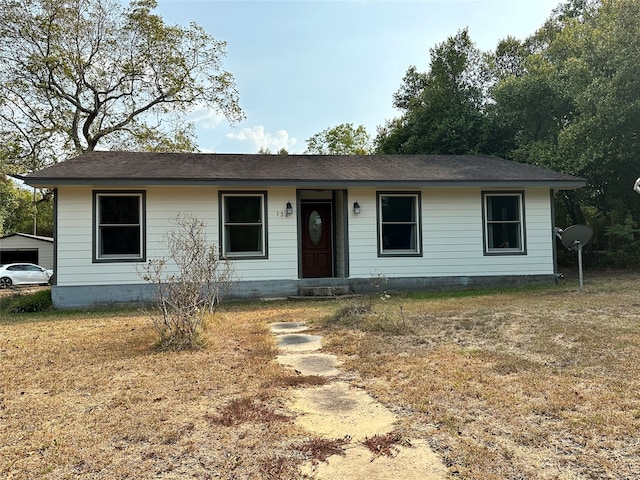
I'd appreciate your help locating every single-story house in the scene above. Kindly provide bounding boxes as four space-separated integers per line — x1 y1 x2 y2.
19 151 585 309
0 232 54 269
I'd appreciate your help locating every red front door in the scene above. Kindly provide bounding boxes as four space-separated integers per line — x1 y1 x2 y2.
301 203 333 278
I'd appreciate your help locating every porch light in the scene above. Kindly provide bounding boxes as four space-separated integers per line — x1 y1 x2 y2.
353 201 361 214
286 202 293 216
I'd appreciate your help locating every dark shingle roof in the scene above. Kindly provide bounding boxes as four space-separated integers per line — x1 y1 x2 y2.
21 151 586 189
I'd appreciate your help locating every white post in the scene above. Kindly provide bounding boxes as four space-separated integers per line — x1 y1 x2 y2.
576 241 584 289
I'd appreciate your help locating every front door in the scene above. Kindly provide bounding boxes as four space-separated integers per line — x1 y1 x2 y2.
301 203 333 278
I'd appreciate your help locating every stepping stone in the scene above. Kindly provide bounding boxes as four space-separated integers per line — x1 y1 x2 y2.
269 321 308 334
288 381 396 441
301 442 447 480
276 333 322 352
276 353 342 377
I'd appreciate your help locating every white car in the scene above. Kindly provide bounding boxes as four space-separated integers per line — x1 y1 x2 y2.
0 263 53 289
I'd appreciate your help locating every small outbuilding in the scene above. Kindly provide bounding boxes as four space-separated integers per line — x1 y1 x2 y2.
0 233 54 269
20 151 586 309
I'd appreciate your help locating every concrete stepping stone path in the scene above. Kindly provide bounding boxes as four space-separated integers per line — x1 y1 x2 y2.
289 381 397 440
276 352 342 377
270 321 447 480
276 333 323 353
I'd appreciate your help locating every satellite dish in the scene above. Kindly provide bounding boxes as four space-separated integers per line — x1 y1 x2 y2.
559 224 594 289
561 225 594 251
634 177 640 194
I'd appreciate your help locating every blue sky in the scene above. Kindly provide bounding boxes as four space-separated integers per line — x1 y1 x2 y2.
155 0 562 154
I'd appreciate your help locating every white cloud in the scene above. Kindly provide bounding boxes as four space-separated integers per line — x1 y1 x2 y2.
226 126 297 153
187 106 225 130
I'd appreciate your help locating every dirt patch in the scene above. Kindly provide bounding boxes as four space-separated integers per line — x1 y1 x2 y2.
0 285 48 298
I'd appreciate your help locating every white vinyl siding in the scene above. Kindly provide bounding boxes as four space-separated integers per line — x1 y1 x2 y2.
55 186 298 286
348 187 554 278
54 185 555 289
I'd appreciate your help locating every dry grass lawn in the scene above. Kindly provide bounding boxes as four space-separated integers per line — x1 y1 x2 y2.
1 270 639 479
316 270 640 479
0 302 332 479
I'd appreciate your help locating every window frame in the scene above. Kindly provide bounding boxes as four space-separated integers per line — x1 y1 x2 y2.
482 191 526 255
93 191 146 263
219 191 268 259
376 191 422 257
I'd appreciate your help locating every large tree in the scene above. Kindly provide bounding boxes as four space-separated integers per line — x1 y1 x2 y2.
306 123 372 155
0 0 243 174
491 0 640 229
375 29 492 155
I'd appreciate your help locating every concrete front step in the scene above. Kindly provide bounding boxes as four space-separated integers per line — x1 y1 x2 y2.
298 285 351 297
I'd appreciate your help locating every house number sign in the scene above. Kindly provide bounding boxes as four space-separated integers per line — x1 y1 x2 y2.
308 211 322 245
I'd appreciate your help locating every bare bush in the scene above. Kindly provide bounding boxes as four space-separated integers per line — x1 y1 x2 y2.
138 214 234 349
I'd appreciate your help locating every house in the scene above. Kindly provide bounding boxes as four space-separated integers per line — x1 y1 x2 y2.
20 151 585 309
0 233 54 269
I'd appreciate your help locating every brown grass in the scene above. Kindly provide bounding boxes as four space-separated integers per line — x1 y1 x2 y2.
318 270 640 479
0 302 326 479
291 435 351 462
361 431 408 458
206 396 291 427
2 272 640 479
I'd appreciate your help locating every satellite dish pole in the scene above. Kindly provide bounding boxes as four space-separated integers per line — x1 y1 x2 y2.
575 239 585 289
560 225 594 290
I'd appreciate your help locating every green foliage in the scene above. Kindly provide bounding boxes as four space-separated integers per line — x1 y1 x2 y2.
375 29 492 155
0 177 18 237
377 1 640 266
257 147 289 154
306 123 372 155
601 216 640 267
0 289 53 314
0 0 243 172
0 177 53 237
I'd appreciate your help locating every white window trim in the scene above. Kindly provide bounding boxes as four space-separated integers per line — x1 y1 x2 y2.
482 192 526 255
220 192 267 259
377 192 422 257
93 191 145 263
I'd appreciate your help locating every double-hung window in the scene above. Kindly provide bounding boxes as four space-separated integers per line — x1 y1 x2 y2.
483 192 525 255
94 191 145 262
377 192 421 256
220 192 267 258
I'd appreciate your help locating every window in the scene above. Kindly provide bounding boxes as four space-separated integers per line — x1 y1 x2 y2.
483 192 525 255
220 192 267 258
94 191 145 262
377 192 421 256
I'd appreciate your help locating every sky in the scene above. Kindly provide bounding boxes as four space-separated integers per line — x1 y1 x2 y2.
154 0 563 154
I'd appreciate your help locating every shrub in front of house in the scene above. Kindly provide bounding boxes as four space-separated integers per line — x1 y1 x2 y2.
138 214 234 350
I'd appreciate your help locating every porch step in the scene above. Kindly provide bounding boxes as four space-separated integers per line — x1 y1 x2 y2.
298 285 351 297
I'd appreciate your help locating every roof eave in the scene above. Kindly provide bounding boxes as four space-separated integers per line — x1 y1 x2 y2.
21 177 587 190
